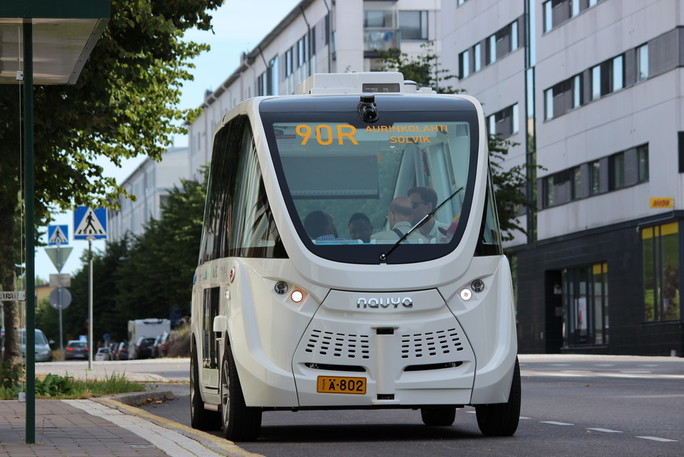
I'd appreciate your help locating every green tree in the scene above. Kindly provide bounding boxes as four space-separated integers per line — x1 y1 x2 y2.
379 43 532 239
0 0 221 362
114 177 206 321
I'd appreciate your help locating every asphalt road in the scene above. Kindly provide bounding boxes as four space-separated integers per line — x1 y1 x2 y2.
132 354 684 457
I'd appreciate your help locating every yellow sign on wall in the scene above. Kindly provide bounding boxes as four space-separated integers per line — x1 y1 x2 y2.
650 197 674 209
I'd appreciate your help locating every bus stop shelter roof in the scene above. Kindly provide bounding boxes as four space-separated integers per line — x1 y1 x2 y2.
0 0 110 85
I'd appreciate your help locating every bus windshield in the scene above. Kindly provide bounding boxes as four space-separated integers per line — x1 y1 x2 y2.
261 96 480 264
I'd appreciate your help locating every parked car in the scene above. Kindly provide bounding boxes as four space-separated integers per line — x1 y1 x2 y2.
95 347 111 361
151 332 170 358
114 341 129 360
133 337 156 359
65 340 89 360
20 328 53 362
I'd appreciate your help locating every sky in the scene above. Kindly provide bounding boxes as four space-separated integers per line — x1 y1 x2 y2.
35 0 302 281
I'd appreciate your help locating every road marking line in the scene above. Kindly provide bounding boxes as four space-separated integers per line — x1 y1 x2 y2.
586 428 623 433
540 421 574 426
635 436 678 443
519 416 532 420
522 369 684 380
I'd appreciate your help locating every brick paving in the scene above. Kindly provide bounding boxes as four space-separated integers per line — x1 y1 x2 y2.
0 400 168 457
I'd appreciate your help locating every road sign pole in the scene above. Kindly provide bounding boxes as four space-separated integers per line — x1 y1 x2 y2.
22 21 36 445
57 246 64 357
88 238 93 370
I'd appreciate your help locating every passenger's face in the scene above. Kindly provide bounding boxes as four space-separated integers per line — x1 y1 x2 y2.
409 193 431 224
349 220 372 243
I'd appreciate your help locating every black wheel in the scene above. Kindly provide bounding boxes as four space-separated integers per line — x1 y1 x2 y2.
421 407 456 426
475 357 521 436
190 342 220 431
221 345 262 441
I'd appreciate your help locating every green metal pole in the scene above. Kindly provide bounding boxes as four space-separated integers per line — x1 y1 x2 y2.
23 19 36 444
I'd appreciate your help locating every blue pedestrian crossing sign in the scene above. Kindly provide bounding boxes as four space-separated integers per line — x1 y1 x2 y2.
47 225 69 246
73 206 107 240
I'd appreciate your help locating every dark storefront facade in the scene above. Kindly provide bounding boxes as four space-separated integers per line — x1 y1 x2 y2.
512 213 684 356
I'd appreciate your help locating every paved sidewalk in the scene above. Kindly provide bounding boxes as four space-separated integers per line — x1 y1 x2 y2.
0 398 260 457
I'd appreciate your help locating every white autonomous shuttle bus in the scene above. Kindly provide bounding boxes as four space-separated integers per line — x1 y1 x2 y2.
190 72 520 441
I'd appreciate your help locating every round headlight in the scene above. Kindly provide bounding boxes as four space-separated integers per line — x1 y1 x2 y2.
291 290 304 303
459 288 472 301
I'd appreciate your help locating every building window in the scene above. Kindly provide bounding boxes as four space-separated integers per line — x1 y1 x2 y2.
543 1 553 33
612 55 624 91
571 0 580 17
637 144 649 183
512 103 519 134
642 223 681 322
511 21 519 50
488 104 519 138
542 169 574 208
488 35 497 64
591 65 601 100
473 43 482 72
544 88 554 120
563 263 609 346
571 166 582 200
544 0 602 32
460 49 471 79
637 44 649 81
364 10 393 28
608 151 625 190
399 11 428 40
589 160 601 195
572 75 582 108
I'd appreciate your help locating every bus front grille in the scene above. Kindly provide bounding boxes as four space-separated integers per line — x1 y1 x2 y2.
304 329 371 360
400 328 464 359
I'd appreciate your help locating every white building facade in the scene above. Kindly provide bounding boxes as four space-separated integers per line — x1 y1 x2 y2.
107 146 191 242
444 0 684 356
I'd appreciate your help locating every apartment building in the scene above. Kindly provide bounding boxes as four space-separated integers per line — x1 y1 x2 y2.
187 0 441 181
107 146 191 242
444 0 684 356
186 0 684 356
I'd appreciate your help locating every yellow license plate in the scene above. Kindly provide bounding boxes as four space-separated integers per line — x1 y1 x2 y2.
317 376 367 394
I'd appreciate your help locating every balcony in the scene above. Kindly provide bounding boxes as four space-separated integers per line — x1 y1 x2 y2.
364 28 400 53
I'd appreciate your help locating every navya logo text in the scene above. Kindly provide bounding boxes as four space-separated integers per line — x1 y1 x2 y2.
356 297 413 309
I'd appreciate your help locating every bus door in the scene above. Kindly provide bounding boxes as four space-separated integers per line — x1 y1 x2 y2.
201 286 221 389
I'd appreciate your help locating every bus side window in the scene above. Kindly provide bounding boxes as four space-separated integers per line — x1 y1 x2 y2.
200 116 250 263
476 174 503 256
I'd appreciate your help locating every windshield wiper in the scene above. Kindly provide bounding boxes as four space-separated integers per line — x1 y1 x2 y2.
380 186 464 263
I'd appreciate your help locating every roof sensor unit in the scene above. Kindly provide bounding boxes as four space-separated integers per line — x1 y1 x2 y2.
358 95 379 123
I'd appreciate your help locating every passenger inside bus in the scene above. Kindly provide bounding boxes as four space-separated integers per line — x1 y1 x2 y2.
348 212 373 243
303 210 338 242
408 186 449 242
371 197 420 242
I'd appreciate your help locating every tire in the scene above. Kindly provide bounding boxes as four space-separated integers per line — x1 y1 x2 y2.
421 407 456 426
190 342 220 431
475 357 521 437
221 345 262 441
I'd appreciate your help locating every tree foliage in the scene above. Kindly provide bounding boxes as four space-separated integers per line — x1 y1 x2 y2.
37 177 206 345
378 43 532 239
2 0 221 361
